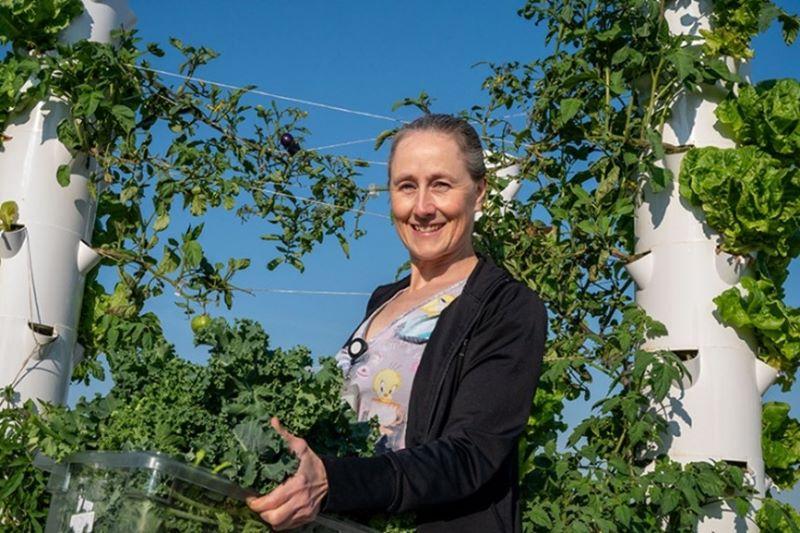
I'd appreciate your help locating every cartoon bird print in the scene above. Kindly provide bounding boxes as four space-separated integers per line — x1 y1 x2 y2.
370 368 405 449
397 293 457 344
420 294 456 317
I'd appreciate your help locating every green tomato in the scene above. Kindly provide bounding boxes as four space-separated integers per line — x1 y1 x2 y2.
190 314 212 334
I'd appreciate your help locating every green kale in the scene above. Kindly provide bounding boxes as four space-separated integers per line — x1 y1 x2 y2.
37 317 375 497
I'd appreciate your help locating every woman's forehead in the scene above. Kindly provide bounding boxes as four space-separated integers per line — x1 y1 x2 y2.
390 132 467 178
395 130 461 153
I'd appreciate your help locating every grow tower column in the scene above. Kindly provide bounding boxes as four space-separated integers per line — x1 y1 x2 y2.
0 1 136 405
625 1 780 530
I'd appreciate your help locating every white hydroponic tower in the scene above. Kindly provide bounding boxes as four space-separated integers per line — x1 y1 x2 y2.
0 0 135 406
625 1 780 530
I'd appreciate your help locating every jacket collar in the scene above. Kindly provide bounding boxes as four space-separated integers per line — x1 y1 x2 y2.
369 255 509 315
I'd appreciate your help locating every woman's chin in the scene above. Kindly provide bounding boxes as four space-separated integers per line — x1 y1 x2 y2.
408 246 471 267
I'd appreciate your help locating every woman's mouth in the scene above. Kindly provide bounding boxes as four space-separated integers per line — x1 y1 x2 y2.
412 223 444 234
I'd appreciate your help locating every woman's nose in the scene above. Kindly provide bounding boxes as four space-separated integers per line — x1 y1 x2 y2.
413 189 436 217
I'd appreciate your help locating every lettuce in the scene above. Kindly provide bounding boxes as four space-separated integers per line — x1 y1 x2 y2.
679 146 800 259
756 496 800 532
717 79 800 160
762 401 800 490
714 276 800 389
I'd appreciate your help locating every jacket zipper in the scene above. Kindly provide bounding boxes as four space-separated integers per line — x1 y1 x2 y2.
423 276 510 436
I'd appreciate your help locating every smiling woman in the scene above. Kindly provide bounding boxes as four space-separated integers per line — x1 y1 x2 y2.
389 127 486 270
247 115 548 532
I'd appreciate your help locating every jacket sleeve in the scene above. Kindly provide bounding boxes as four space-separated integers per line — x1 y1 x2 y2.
322 286 547 513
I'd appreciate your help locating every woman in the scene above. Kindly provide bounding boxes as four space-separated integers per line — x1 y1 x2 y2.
248 114 547 532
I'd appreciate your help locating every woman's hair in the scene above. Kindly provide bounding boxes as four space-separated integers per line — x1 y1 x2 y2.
388 114 486 182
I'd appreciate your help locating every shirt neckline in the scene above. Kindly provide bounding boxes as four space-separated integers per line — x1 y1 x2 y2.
362 278 467 343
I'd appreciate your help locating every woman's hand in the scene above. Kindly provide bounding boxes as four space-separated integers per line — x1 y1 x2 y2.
247 417 329 531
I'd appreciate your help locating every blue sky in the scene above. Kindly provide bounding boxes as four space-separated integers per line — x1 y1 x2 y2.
71 0 799 509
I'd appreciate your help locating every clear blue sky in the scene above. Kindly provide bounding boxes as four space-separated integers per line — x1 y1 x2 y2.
70 0 799 509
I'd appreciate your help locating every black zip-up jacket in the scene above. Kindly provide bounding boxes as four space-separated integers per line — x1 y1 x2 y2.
321 257 547 532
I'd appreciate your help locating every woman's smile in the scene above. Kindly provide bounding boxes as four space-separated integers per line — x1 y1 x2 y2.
411 223 444 234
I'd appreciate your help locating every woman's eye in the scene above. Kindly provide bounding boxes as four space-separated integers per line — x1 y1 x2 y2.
432 181 450 190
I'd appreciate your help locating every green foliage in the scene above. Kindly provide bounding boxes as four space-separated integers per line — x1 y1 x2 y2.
0 199 18 230
39 319 374 490
0 0 84 50
757 496 800 532
523 454 752 532
0 389 52 531
702 0 800 59
0 3 377 528
72 275 165 383
715 277 800 389
678 146 800 260
0 2 371 379
0 0 797 530
471 0 800 529
465 0 787 529
717 79 800 160
515 309 756 531
761 402 800 489
8 319 374 530
0 53 43 137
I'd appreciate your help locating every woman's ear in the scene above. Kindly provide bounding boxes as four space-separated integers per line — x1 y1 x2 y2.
474 178 487 212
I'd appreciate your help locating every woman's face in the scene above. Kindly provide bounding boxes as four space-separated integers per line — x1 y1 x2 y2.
389 130 485 267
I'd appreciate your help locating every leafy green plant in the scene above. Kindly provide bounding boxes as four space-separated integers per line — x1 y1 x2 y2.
681 79 800 393
702 0 799 59
0 0 373 381
678 146 800 261
0 2 377 528
0 0 83 50
756 496 800 532
714 277 800 389
5 318 375 530
717 79 800 159
0 199 18 230
470 0 800 530
0 389 53 531
0 54 43 137
36 318 374 491
1 0 798 530
761 401 800 489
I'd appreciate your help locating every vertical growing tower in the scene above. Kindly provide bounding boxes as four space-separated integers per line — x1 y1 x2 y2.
0 1 135 405
625 0 780 530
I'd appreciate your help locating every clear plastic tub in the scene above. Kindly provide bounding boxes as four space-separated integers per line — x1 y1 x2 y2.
36 451 375 533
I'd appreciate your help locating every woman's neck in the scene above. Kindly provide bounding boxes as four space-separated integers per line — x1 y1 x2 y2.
408 250 478 293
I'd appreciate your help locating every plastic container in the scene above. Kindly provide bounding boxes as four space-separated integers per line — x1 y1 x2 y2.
36 451 375 533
